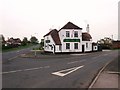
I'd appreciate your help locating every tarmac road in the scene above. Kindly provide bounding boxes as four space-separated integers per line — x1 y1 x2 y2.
2 50 118 88
2 45 39 64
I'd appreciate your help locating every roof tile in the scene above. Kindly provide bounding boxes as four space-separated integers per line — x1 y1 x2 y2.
44 29 61 45
59 22 82 31
82 33 92 41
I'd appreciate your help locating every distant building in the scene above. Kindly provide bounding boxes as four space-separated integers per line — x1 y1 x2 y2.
92 42 98 51
43 22 95 53
6 37 22 46
112 40 120 49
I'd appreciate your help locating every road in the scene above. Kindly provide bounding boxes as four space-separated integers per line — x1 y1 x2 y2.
2 50 119 88
1 45 39 64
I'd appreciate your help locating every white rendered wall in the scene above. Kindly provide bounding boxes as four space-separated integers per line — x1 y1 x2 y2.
55 45 62 53
44 35 61 53
82 41 92 52
44 35 55 52
93 45 98 51
59 29 82 52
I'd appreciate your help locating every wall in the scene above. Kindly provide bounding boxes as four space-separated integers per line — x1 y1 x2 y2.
82 41 92 52
55 45 62 53
59 29 82 52
44 35 55 53
93 45 98 51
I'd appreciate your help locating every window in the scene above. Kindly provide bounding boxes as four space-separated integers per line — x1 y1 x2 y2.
74 43 78 49
94 47 96 49
74 31 78 37
86 43 88 48
66 43 70 49
51 45 53 50
66 31 70 37
46 40 50 43
47 44 49 49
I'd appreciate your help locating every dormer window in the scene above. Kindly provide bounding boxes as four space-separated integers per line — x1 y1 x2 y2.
66 31 70 37
74 31 78 37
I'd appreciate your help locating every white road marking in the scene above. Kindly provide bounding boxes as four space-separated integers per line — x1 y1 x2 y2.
67 59 86 64
67 61 78 64
70 54 86 56
8 56 19 61
1 66 50 75
103 50 112 52
1 70 22 74
24 67 43 71
52 65 84 77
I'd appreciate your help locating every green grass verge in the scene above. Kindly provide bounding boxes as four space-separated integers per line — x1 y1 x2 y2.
2 44 36 52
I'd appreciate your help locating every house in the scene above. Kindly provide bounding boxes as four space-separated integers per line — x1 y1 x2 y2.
6 37 22 46
92 42 98 51
112 40 120 49
44 22 93 53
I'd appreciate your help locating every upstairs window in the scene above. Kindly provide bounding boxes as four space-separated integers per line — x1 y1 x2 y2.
74 31 78 37
66 31 70 37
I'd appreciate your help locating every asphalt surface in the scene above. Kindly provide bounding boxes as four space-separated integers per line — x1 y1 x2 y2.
105 53 119 72
2 45 39 64
2 50 119 88
92 52 119 88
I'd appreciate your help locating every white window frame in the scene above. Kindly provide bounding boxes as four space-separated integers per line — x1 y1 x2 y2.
66 43 70 49
74 43 78 49
74 31 78 37
66 31 70 37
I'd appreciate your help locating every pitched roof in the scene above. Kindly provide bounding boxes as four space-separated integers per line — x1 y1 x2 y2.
44 30 53 37
59 22 82 31
82 33 92 41
44 29 61 45
92 42 97 45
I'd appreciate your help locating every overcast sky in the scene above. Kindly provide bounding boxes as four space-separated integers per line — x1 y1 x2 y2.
0 0 119 42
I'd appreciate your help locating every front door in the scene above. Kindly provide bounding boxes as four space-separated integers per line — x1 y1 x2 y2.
82 45 85 53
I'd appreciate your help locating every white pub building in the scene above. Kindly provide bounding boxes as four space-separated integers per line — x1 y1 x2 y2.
44 22 96 53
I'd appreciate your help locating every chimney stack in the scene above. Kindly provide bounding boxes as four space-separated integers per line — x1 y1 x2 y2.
86 24 89 33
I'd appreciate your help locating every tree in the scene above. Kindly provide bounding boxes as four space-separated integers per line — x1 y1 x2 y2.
30 36 39 44
22 37 28 46
1 34 6 46
97 37 113 49
40 39 44 50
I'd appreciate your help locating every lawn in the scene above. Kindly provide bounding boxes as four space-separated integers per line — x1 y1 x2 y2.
2 44 38 52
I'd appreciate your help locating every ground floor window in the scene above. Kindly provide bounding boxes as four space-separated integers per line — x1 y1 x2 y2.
51 46 53 50
86 43 88 48
74 43 78 49
66 43 70 49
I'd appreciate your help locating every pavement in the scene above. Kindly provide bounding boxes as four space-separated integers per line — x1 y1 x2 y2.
90 52 119 89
